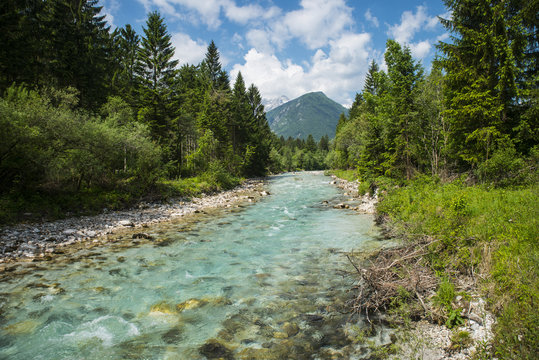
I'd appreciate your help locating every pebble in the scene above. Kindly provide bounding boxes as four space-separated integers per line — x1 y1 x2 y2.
0 179 265 262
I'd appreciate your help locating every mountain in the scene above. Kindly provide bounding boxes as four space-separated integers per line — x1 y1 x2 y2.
263 95 289 112
265 92 348 140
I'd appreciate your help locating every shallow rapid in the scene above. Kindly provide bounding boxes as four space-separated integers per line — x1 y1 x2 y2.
0 172 386 359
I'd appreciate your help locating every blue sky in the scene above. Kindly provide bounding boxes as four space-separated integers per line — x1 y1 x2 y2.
101 0 451 106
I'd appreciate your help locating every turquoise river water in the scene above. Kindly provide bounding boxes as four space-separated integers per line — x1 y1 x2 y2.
0 172 391 359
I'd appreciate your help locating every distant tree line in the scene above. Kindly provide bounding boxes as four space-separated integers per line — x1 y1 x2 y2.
0 0 273 199
329 0 538 186
269 134 330 172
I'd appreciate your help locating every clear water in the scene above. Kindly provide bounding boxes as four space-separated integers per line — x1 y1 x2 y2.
0 172 386 359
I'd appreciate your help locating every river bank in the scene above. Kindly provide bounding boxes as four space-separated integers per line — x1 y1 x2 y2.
332 173 497 360
0 179 267 263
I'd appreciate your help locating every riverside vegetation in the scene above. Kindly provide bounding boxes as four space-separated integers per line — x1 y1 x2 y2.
0 1 327 225
327 0 538 358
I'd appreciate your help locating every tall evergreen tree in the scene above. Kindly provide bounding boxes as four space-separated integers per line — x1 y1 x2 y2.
113 24 140 105
364 60 380 95
231 72 251 153
385 39 423 179
44 0 112 109
438 0 532 165
136 11 178 140
201 41 229 91
0 0 45 91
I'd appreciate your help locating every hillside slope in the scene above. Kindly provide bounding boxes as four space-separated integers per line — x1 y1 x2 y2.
266 92 348 140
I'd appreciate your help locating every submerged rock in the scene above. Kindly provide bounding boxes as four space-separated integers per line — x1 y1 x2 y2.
3 319 41 335
150 301 178 315
282 322 300 337
176 298 207 312
132 233 153 240
199 339 234 360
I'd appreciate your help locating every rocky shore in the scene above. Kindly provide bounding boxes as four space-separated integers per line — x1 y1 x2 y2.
0 179 267 263
329 175 378 213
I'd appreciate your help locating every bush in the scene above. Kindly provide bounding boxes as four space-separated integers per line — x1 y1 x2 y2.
200 161 241 191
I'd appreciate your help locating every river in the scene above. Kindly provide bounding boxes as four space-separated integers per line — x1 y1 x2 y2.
0 172 390 359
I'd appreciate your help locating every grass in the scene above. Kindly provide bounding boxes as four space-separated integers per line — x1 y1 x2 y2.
327 169 358 182
376 177 539 358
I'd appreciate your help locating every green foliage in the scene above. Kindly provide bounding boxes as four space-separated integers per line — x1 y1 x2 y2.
200 161 241 192
377 177 539 356
0 85 161 222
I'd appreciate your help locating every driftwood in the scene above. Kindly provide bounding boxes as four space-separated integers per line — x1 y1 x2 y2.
347 238 439 322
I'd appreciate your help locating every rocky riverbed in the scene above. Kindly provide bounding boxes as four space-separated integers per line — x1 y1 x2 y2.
0 179 267 263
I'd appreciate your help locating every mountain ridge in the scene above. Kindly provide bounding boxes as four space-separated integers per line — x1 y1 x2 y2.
266 92 348 140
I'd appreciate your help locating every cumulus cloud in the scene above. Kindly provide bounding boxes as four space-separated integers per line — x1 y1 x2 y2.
282 0 354 49
246 29 275 54
137 0 281 29
409 40 431 59
224 3 281 24
232 31 372 106
387 6 442 60
364 9 379 28
388 6 433 44
171 32 207 66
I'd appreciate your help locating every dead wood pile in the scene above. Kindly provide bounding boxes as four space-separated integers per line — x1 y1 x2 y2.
348 238 439 321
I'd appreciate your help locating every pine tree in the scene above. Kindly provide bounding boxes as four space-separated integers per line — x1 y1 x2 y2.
201 41 229 91
44 0 112 109
384 39 423 179
136 11 178 140
364 60 380 95
438 0 531 165
114 24 140 105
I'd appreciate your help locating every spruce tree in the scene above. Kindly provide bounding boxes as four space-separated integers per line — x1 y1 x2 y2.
384 39 423 179
438 0 531 165
364 60 380 95
201 41 226 90
114 24 140 105
136 11 178 140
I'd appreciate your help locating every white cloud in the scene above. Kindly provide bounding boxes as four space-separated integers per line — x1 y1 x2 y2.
171 33 207 66
137 0 281 29
101 0 120 29
224 3 281 24
246 29 275 54
282 0 354 49
232 31 372 106
388 6 434 44
387 6 443 60
364 9 379 28
409 40 431 59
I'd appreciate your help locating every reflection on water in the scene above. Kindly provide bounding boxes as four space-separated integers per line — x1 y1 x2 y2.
0 172 390 359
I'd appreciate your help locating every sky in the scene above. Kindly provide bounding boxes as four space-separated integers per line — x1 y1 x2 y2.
101 0 451 107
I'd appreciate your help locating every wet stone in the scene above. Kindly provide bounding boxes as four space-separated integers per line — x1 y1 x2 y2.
162 326 183 344
198 339 234 360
